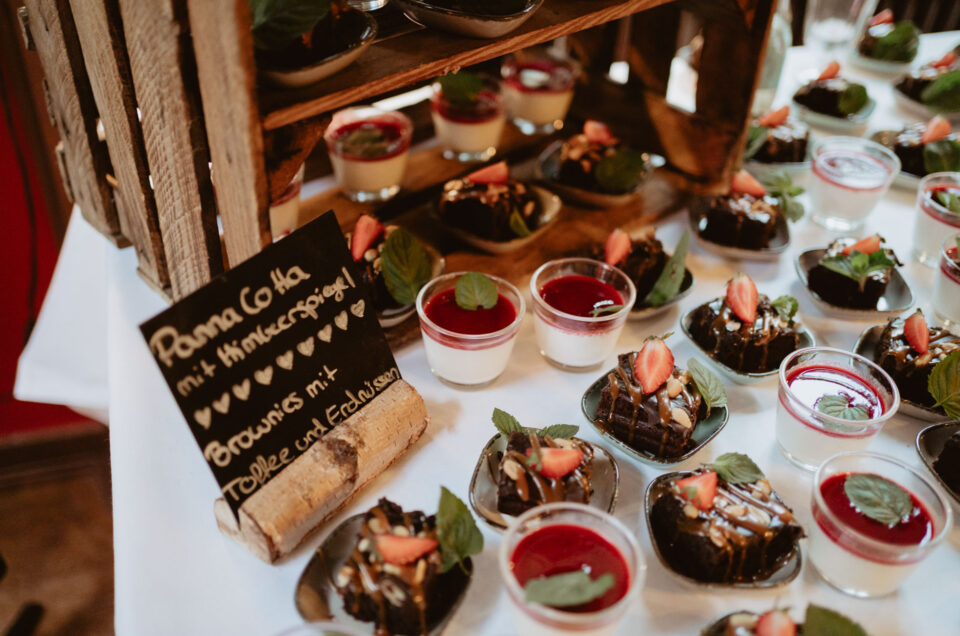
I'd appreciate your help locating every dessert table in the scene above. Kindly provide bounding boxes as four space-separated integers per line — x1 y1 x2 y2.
15 34 960 636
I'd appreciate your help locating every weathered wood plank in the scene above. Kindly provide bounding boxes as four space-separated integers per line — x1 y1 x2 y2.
118 0 223 298
188 0 270 269
23 0 124 242
70 0 170 290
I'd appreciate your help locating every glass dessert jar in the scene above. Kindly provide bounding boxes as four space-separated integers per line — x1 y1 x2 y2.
913 173 960 266
809 451 952 597
323 106 412 202
416 272 524 387
501 50 578 135
430 77 506 162
498 503 643 636
809 136 899 232
530 258 636 370
776 347 899 471
268 163 305 238
933 232 960 332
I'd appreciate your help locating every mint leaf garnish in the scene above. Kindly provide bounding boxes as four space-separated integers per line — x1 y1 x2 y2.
763 171 805 222
924 139 960 174
819 248 895 291
455 272 497 311
508 209 532 238
590 303 624 317
436 486 483 573
595 148 649 194
921 69 960 113
838 83 869 116
523 570 615 607
380 228 432 305
771 295 799 323
538 424 579 439
687 358 727 416
935 189 960 214
438 71 483 107
804 604 868 636
929 349 960 420
644 230 690 307
707 453 764 485
816 394 870 420
249 0 330 50
492 407 524 437
743 124 768 160
492 408 578 439
843 473 913 526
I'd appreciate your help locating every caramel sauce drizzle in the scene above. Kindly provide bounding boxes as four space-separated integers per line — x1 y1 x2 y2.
701 297 792 371
499 433 593 504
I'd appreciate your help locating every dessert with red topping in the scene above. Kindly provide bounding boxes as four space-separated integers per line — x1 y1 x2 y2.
431 71 505 162
554 121 650 194
889 115 959 177
501 49 577 134
913 174 960 266
895 50 960 105
806 234 901 309
793 62 870 119
687 274 801 374
857 10 919 62
703 604 868 636
695 170 788 250
592 228 691 310
648 454 803 584
744 106 809 164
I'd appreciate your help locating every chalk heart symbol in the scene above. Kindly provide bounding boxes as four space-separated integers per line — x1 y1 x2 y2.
232 379 251 401
194 407 212 430
277 350 295 370
297 337 315 357
254 366 274 386
317 324 333 343
350 300 365 319
212 392 230 415
334 310 349 331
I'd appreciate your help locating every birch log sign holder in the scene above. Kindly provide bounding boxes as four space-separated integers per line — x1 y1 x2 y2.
139 211 428 563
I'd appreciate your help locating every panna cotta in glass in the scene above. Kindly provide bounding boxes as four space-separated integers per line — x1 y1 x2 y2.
776 347 899 471
416 272 524 387
268 163 305 238
809 136 899 232
809 451 952 597
501 51 578 135
431 75 506 162
498 503 643 636
530 258 636 370
933 233 960 332
913 173 960 266
324 106 412 202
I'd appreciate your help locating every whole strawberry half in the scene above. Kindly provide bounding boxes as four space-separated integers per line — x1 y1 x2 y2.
904 309 929 354
466 160 509 185
604 228 631 266
375 535 438 566
818 60 840 81
351 214 384 262
584 120 618 145
726 273 758 324
731 169 767 197
841 234 882 255
528 447 585 479
633 337 675 394
922 115 951 144
676 471 717 511
756 610 797 636
757 106 790 128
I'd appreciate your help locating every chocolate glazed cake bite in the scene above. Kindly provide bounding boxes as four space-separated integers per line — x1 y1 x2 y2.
807 234 901 309
438 161 542 242
876 310 960 408
496 431 593 516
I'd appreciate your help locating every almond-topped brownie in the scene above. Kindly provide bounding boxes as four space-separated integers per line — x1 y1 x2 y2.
556 120 648 194
895 51 959 102
876 310 960 408
749 107 809 164
807 235 901 309
697 192 779 250
934 432 960 495
496 431 593 516
438 161 541 242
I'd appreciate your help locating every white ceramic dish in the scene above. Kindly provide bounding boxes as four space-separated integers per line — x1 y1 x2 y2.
848 50 913 77
689 206 790 262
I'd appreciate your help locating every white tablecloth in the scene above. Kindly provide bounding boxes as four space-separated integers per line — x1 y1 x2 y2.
16 36 960 635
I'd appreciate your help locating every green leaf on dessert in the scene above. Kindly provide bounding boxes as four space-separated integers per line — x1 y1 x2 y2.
837 83 868 116
248 0 330 51
935 189 960 214
508 209 532 238
869 21 920 62
818 249 895 291
492 408 579 439
843 473 913 526
644 230 690 307
743 124 769 161
921 69 960 113
763 171 805 222
492 407 525 437
436 486 483 573
589 303 624 317
380 228 432 305
815 394 870 421
803 604 868 636
523 570 615 608
924 139 960 174
595 148 649 194
929 349 960 420
771 295 799 323
437 71 483 107
706 453 764 485
687 358 727 416
539 424 579 439
455 272 498 311
340 127 391 159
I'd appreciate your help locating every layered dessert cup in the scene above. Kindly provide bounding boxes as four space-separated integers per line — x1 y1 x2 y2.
776 347 899 471
431 77 506 162
934 233 960 332
416 272 524 387
498 503 643 636
809 136 899 232
914 174 960 265
501 51 577 135
530 258 636 370
324 106 412 202
809 451 952 597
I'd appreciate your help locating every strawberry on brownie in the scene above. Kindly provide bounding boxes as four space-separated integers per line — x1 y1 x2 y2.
807 234 902 309
695 170 781 250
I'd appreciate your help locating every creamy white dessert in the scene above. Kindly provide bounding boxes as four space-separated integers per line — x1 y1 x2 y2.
324 106 412 202
329 151 408 199
934 237 960 331
774 399 876 470
421 335 518 386
913 182 960 266
532 317 622 369
431 110 505 159
502 85 573 128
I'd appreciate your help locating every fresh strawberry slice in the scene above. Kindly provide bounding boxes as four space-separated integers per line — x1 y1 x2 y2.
731 169 767 197
841 234 882 255
932 51 958 69
527 447 585 478
466 161 509 185
922 115 952 144
817 60 841 81
604 228 632 266
726 273 758 324
756 106 790 128
869 9 894 26
632 337 675 394
375 535 438 565
756 610 797 636
676 471 718 511
904 310 930 355
350 214 384 262
584 120 618 145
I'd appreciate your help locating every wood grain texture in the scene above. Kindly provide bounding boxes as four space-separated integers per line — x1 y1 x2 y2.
118 0 223 298
70 0 170 290
23 0 123 242
259 0 676 130
17 6 33 49
188 0 270 270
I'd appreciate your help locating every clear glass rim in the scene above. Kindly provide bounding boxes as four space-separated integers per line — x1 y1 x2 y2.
529 258 637 324
415 271 525 342
812 135 901 182
323 105 413 145
919 172 960 220
431 74 504 104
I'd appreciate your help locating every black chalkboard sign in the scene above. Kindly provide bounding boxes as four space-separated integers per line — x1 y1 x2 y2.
140 212 400 517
